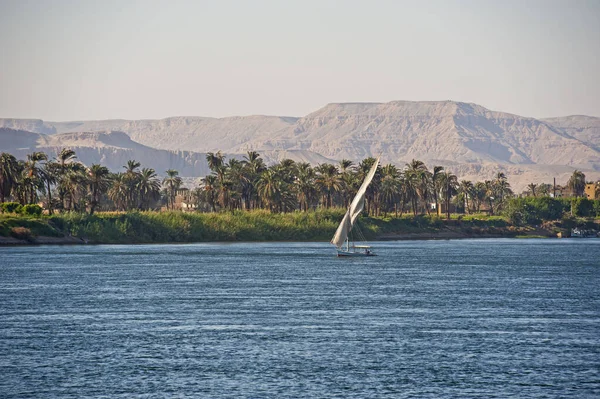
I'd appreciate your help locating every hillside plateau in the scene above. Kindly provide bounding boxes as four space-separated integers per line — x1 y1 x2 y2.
2 101 599 191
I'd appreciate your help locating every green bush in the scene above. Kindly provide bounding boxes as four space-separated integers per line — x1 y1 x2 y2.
21 204 43 216
1 202 22 214
560 214 577 229
503 197 569 223
504 203 525 226
571 198 594 217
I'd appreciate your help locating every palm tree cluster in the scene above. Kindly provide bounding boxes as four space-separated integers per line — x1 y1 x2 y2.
2 148 521 217
0 150 166 214
194 152 515 218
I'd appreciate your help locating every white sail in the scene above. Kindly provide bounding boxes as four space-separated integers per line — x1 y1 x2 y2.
330 209 351 248
349 157 380 225
330 157 380 248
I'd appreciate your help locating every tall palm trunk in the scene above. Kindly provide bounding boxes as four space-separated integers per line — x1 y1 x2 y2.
46 179 53 215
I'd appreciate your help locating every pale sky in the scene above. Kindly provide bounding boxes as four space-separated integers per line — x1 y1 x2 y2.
0 0 598 120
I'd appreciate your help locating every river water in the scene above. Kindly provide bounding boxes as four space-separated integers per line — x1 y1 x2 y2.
0 239 599 398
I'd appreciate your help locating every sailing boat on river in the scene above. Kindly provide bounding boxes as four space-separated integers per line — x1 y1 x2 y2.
331 157 380 257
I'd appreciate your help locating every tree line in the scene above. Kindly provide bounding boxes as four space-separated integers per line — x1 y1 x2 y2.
0 149 596 218
0 149 181 214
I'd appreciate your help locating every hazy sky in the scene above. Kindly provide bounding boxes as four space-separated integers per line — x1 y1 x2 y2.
0 0 598 120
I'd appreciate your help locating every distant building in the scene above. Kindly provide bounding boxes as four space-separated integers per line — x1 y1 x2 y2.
584 182 599 200
175 188 198 211
550 185 573 198
430 202 457 215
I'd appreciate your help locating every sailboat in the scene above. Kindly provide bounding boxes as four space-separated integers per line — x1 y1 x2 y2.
331 157 380 257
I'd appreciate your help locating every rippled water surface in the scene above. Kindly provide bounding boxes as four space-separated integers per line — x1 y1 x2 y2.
1 239 599 398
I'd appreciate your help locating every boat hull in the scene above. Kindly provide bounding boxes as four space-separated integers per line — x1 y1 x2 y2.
336 250 377 257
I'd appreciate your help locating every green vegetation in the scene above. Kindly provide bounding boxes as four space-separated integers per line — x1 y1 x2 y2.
0 210 567 244
1 210 343 243
504 197 600 225
1 148 518 216
1 148 599 244
49 210 337 243
0 215 63 238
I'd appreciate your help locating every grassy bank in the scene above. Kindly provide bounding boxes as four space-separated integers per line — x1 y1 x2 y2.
1 210 342 244
0 209 569 245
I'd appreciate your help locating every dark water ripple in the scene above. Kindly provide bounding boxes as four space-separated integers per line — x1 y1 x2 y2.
1 239 599 398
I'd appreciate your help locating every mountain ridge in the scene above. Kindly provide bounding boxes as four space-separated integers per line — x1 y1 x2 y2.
2 101 600 191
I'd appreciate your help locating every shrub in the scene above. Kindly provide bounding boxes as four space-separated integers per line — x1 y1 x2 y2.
21 204 43 216
505 203 524 226
10 226 33 241
503 199 538 225
571 198 594 217
503 197 569 223
560 214 577 229
1 202 22 214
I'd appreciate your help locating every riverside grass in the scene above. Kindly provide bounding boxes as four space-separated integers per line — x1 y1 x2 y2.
26 210 344 243
0 209 532 244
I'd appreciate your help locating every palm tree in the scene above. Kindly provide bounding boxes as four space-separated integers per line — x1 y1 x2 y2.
567 170 586 197
11 160 28 205
201 175 218 212
39 161 58 214
137 168 161 210
338 159 356 207
163 169 182 210
484 180 495 215
243 151 266 210
109 173 129 211
494 173 510 202
439 171 459 219
56 148 77 169
527 183 538 197
379 164 402 217
206 151 225 172
87 164 111 214
277 159 297 182
190 187 204 210
227 159 249 210
55 148 78 210
218 179 235 211
472 181 487 213
206 152 231 209
458 180 474 214
123 160 141 210
431 166 445 216
315 164 342 208
257 168 280 212
404 159 429 215
295 162 316 212
0 153 19 203
537 183 552 197
24 152 48 204
63 169 88 211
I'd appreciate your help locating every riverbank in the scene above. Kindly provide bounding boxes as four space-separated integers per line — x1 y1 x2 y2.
0 210 575 246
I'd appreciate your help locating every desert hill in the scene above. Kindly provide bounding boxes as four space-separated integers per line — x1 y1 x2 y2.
0 128 215 176
1 115 297 153
2 101 599 191
541 115 600 151
254 101 600 170
0 128 334 178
